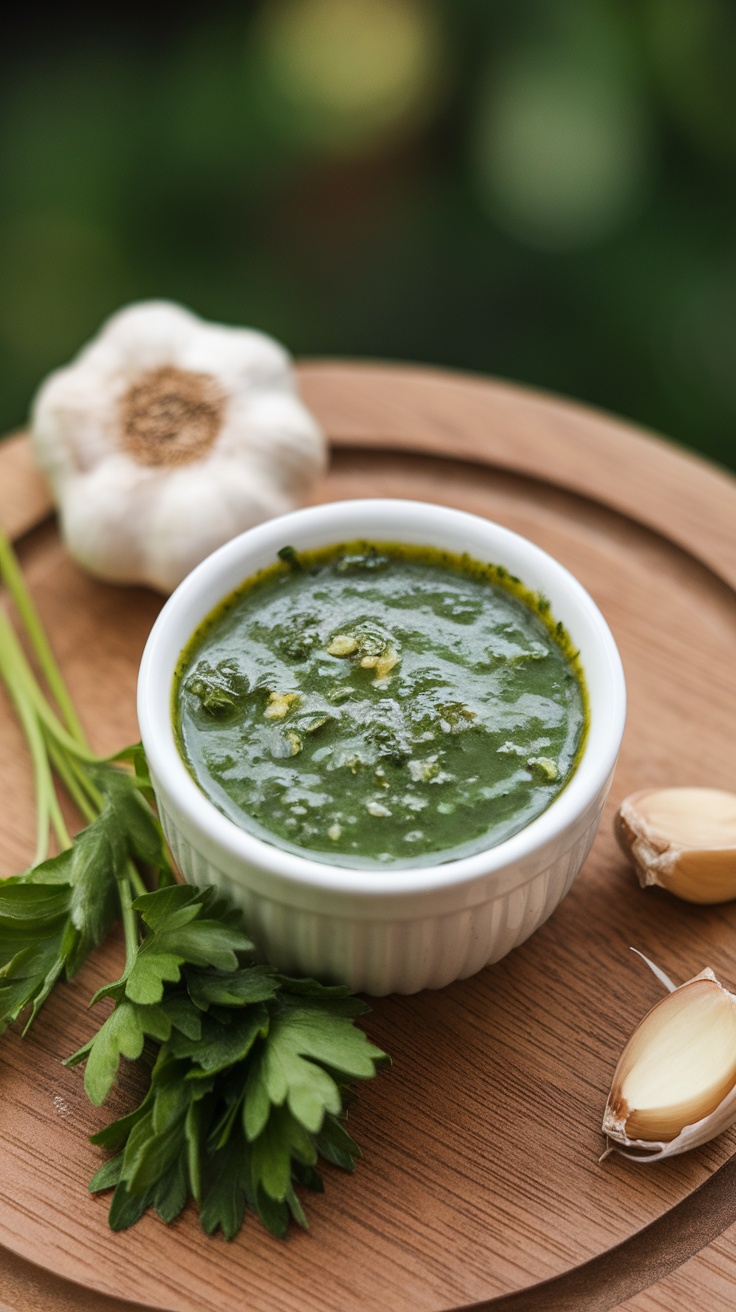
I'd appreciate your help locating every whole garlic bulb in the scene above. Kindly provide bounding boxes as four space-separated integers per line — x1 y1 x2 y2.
30 301 327 593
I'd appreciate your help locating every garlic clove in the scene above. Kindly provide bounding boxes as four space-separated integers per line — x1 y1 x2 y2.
603 967 736 1160
615 787 736 903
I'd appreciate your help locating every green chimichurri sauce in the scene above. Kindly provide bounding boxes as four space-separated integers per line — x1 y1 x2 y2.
174 542 588 869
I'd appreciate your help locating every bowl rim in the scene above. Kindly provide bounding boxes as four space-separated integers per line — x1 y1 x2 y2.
138 498 626 897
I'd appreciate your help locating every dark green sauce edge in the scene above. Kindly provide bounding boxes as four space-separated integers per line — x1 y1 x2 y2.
172 540 590 861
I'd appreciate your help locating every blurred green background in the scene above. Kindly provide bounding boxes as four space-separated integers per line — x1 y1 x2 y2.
2 0 735 471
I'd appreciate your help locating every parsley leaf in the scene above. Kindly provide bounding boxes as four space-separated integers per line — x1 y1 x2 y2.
245 996 385 1134
77 885 389 1240
0 834 117 1033
122 889 253 1005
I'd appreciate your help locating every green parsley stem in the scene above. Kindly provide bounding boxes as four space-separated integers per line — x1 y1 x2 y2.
118 878 139 970
0 609 95 763
125 861 148 901
0 528 86 746
64 751 104 813
0 614 56 861
45 738 97 826
43 758 71 851
0 615 94 853
20 670 96 762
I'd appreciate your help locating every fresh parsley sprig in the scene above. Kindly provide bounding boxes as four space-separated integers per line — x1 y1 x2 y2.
0 527 389 1239
65 885 386 1237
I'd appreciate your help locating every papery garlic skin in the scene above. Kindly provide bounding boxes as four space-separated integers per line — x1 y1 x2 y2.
30 301 327 593
615 787 736 904
603 968 736 1161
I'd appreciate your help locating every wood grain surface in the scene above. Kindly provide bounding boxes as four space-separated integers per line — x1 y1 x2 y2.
1 362 736 1312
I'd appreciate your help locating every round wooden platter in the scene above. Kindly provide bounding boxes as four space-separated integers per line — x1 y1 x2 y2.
1 361 736 1312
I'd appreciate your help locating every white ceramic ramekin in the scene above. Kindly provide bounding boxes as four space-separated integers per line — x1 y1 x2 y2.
138 499 625 995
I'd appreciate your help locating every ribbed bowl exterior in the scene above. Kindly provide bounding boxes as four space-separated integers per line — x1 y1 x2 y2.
156 781 608 995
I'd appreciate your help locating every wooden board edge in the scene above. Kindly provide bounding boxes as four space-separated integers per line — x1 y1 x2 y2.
0 1243 163 1312
296 361 736 592
3 363 736 597
0 431 53 542
450 1152 736 1312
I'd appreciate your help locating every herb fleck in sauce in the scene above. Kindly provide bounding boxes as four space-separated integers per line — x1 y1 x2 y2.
174 543 588 869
